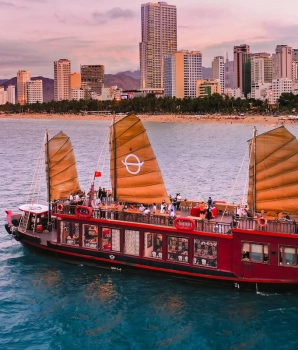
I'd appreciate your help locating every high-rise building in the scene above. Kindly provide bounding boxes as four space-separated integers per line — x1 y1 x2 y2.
292 61 298 81
272 78 292 103
196 79 222 98
233 44 250 93
272 45 292 80
251 53 272 84
7 85 15 104
81 65 104 96
0 86 8 105
212 56 225 94
292 49 298 62
164 50 202 98
54 59 71 101
140 2 177 89
17 70 31 105
26 80 43 104
70 72 81 89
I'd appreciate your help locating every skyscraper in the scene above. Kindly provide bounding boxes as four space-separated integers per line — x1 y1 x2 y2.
81 65 104 96
164 50 202 98
54 59 71 101
272 45 292 80
140 2 177 89
17 70 31 105
7 85 15 104
212 56 225 94
233 44 250 93
26 80 43 104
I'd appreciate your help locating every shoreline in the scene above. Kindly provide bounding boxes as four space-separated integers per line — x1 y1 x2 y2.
0 112 295 126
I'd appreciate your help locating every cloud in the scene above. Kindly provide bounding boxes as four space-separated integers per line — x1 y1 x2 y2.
0 1 15 7
92 7 135 24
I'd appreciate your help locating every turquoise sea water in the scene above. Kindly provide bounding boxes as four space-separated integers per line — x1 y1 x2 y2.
1 118 298 350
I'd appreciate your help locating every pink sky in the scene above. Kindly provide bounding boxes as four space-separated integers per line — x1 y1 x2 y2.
1 0 298 78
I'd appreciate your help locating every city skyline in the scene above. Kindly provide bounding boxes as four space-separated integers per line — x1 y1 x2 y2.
1 0 298 78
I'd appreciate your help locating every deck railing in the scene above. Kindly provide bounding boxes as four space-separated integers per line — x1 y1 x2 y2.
52 203 298 235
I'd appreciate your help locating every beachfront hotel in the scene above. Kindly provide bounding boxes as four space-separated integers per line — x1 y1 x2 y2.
81 65 104 97
212 56 225 94
164 50 202 98
26 80 43 104
54 59 71 101
272 45 292 80
140 2 177 89
7 85 15 104
233 44 251 95
17 70 31 105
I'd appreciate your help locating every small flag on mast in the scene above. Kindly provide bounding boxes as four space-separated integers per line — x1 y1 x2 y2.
94 171 102 178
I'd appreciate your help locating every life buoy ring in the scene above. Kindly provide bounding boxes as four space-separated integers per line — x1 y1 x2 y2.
258 216 267 227
75 205 93 219
57 203 64 212
174 217 196 231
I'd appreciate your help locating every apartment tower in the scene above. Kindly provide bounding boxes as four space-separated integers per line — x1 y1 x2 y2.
212 56 225 94
7 85 16 104
233 44 250 93
140 2 177 89
272 45 292 80
26 80 43 104
54 59 71 101
81 65 104 96
164 50 202 98
17 70 31 105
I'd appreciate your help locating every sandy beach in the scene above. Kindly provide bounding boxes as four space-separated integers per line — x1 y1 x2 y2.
0 112 296 126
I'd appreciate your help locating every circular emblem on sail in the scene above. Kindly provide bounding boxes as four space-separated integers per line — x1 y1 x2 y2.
121 154 144 175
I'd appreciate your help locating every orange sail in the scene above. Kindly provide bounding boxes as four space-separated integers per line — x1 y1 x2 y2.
248 126 298 214
110 114 169 204
46 131 81 201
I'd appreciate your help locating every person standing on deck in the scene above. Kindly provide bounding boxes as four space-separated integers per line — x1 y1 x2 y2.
207 197 213 209
98 187 102 200
101 188 107 203
176 193 182 211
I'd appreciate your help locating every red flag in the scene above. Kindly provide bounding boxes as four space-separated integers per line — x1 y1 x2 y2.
94 171 102 178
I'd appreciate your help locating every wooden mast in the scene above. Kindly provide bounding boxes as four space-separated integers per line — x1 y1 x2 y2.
46 130 52 231
252 126 257 217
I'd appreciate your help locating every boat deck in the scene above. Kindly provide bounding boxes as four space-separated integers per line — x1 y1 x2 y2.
51 204 298 235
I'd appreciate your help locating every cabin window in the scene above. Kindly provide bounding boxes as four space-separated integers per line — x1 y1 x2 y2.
101 227 121 252
167 236 189 263
241 242 269 263
193 239 217 268
279 246 297 266
124 230 140 256
60 221 79 246
144 232 163 259
83 224 98 249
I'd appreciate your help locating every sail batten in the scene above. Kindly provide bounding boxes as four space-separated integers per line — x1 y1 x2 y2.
46 131 81 201
248 126 298 214
110 114 169 204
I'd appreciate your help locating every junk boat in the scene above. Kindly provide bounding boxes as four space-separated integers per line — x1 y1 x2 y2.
5 115 298 291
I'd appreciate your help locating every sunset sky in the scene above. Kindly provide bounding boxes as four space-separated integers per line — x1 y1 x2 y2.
1 0 298 78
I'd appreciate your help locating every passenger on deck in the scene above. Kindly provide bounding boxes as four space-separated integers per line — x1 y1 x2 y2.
176 193 182 211
199 202 206 216
152 203 157 214
160 200 167 213
207 197 213 208
139 204 145 212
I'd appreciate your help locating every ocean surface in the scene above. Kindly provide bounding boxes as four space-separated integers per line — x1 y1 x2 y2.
1 117 298 350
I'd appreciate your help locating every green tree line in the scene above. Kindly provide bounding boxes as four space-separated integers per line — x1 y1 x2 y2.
1 93 297 114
